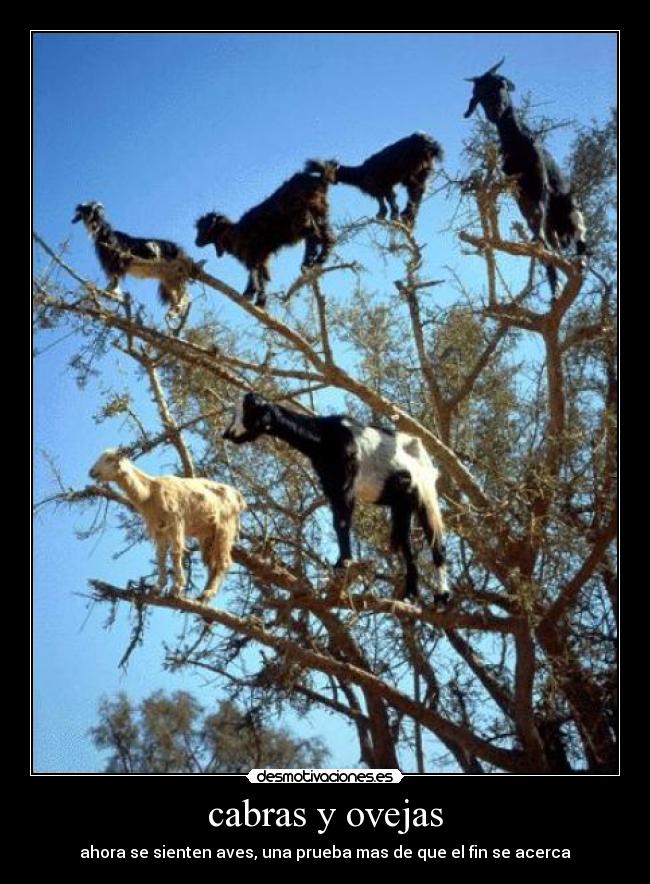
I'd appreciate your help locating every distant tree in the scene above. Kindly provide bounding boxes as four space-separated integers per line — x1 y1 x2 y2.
90 691 328 773
36 109 617 773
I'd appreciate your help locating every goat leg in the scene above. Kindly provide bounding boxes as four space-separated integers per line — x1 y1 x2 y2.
401 200 418 228
401 207 415 228
170 527 186 596
106 275 123 295
527 200 551 250
402 173 427 227
155 539 168 594
390 500 418 600
432 539 450 607
330 494 355 569
386 190 400 221
316 224 335 265
546 264 559 301
301 234 319 270
404 566 419 600
243 269 259 302
254 267 268 309
198 570 222 604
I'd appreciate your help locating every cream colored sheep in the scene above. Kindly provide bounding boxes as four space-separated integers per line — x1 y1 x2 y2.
89 449 246 602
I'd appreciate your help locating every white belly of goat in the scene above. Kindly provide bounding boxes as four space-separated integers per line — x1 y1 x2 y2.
349 425 436 503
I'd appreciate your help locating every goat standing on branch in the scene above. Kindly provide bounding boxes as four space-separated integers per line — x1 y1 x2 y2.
309 132 444 227
222 393 449 605
194 163 336 309
72 202 199 317
464 59 587 296
89 449 246 603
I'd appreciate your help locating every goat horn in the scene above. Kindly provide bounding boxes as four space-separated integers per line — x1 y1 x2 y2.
465 58 505 81
487 57 506 75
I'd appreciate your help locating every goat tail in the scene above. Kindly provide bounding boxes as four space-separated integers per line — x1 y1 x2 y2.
415 473 446 567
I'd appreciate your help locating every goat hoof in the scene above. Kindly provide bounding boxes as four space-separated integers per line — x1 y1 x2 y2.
402 597 421 610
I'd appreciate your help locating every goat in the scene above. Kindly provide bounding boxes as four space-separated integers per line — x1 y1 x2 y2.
73 202 198 316
464 58 587 296
222 393 449 604
89 449 247 603
194 164 336 309
308 132 444 227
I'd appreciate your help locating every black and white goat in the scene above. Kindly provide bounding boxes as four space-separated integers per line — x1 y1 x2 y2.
222 393 449 604
308 132 444 227
72 201 197 315
194 164 336 309
464 59 587 296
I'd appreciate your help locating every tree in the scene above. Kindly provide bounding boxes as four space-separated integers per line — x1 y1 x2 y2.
34 110 617 773
90 691 328 773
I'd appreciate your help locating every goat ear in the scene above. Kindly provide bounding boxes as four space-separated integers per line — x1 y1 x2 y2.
505 78 516 92
464 95 480 118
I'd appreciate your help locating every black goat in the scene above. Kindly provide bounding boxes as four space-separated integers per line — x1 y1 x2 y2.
464 58 587 296
72 202 197 315
195 164 336 309
223 393 449 604
308 132 444 227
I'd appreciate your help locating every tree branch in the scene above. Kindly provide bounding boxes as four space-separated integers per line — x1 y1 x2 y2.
89 580 531 772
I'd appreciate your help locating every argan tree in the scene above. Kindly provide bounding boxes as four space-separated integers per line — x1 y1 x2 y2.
91 692 328 773
34 111 617 773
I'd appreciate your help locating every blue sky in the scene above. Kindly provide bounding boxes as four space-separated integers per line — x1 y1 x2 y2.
33 31 617 772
